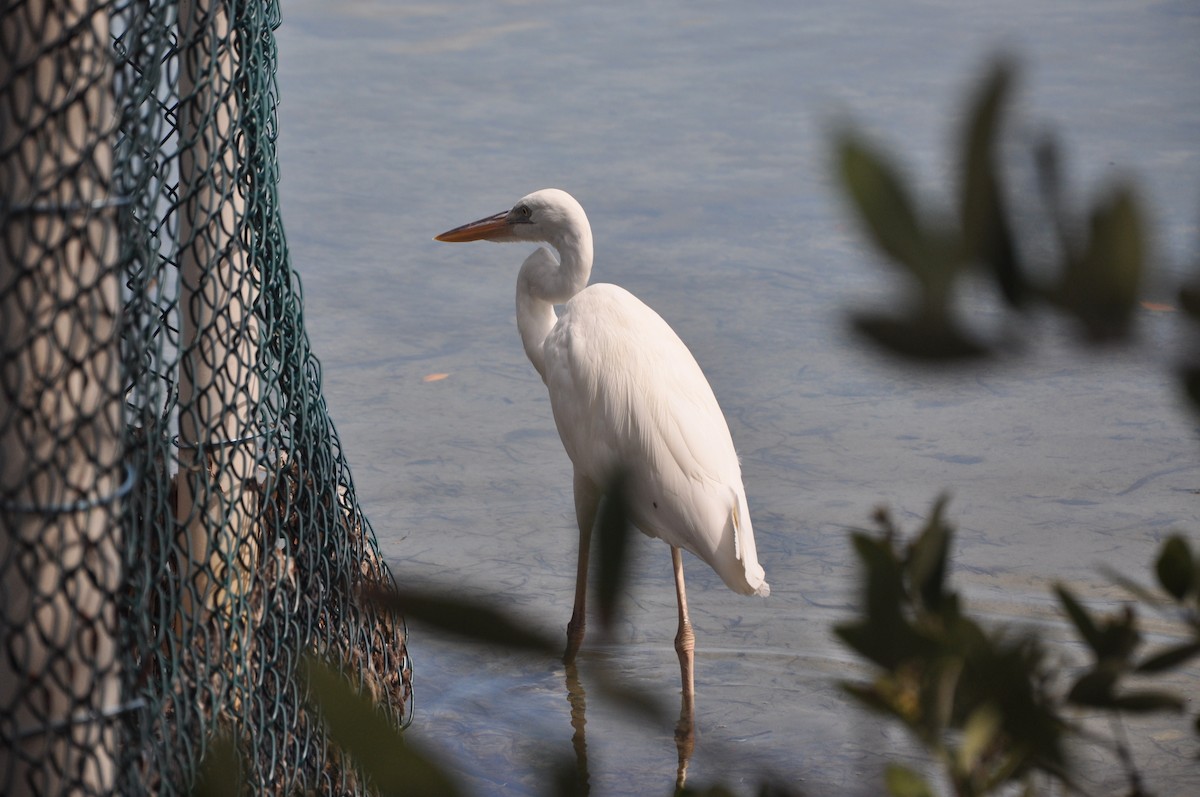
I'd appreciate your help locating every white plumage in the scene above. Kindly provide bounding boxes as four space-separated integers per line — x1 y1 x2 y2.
544 283 767 596
436 188 768 694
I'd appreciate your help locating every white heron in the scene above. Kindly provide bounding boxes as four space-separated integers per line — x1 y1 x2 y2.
435 189 769 702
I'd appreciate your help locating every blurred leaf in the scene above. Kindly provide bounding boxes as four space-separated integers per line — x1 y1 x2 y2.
1111 690 1185 714
960 59 1010 241
851 311 989 362
1183 367 1200 413
835 132 931 277
834 621 894 671
1032 133 1062 210
368 584 667 727
849 531 906 622
1101 566 1167 607
594 471 634 633
676 785 741 797
1179 280 1200 415
751 785 805 797
1054 586 1138 664
1031 133 1082 293
192 731 245 797
1093 606 1140 662
884 763 936 797
1060 184 1145 341
978 181 1021 307
957 630 1066 774
907 497 952 613
364 584 559 653
960 57 1024 307
1179 279 1200 318
302 655 463 797
839 679 914 724
584 663 669 725
1154 534 1195 601
1066 668 1118 707
1054 584 1102 655
545 755 587 797
835 532 934 669
1136 640 1200 673
959 703 1002 773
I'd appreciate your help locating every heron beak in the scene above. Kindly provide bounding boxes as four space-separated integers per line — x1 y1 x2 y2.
434 210 511 242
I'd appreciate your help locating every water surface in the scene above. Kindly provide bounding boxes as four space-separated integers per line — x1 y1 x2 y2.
277 2 1200 794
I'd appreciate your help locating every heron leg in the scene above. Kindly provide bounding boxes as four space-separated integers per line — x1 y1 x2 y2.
672 546 696 712
565 471 599 664
672 545 697 789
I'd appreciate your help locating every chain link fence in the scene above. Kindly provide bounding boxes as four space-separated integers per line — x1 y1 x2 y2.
2 1 412 794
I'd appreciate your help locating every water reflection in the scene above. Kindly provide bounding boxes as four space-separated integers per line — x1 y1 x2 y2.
563 658 696 794
564 663 590 791
673 681 695 791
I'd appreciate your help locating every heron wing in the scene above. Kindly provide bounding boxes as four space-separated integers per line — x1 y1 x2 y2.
543 283 767 596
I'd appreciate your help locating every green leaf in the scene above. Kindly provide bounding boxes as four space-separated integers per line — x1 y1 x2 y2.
1100 566 1166 607
367 585 667 727
1183 367 1200 414
1055 584 1139 663
907 497 953 613
959 704 1003 773
546 756 588 797
884 763 936 797
1111 690 1185 714
835 621 903 670
1093 607 1140 662
301 655 463 797
1061 184 1145 341
192 732 246 797
959 57 1024 306
1054 584 1102 655
851 311 989 362
1066 668 1118 707
1032 134 1064 219
838 680 897 716
581 662 669 726
675 785 740 797
1180 279 1200 318
363 585 560 653
595 470 634 632
849 531 906 615
1136 640 1200 673
960 59 1009 242
1155 534 1195 601
835 132 929 276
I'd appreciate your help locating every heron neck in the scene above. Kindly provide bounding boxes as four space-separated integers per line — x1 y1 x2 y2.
516 231 592 380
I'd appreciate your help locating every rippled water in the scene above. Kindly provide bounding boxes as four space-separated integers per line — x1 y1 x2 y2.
276 2 1200 794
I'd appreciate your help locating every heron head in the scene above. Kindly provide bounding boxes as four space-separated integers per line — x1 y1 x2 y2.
435 188 588 246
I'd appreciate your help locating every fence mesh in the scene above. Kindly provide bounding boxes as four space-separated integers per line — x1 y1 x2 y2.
1 1 412 794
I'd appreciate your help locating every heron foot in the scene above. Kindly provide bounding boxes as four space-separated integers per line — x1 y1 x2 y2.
564 611 586 664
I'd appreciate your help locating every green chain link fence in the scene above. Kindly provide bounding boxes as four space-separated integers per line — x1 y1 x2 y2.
1 1 412 794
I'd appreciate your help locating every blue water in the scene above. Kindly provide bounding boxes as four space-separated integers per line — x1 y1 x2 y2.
277 2 1200 794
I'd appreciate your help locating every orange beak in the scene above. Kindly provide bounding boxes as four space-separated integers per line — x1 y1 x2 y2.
434 210 511 242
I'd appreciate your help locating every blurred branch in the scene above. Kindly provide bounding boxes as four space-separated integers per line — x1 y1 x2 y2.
832 53 1199 796
835 501 1070 797
833 56 1151 361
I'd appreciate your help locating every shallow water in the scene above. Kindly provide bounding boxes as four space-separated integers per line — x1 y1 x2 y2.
276 2 1200 794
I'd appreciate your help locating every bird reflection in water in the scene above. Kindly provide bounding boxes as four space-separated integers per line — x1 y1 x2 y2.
563 660 696 793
